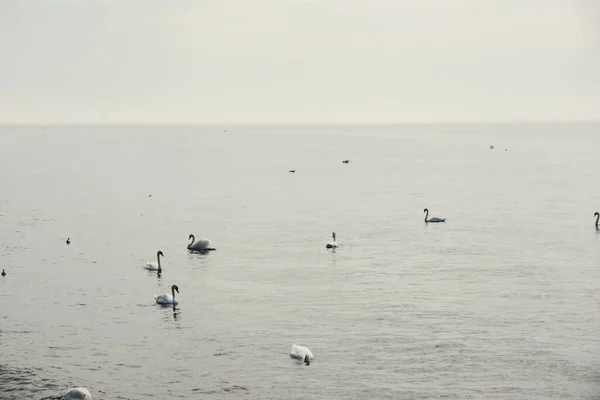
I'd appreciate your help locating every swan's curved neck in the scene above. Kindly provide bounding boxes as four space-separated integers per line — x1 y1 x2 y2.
157 252 162 267
171 286 176 300
188 235 195 248
424 209 429 222
596 214 599 228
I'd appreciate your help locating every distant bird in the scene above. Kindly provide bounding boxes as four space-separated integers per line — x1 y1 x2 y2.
490 145 495 149
342 160 350 163
66 237 70 245
424 208 446 223
594 212 599 229
154 284 179 306
505 149 507 151
64 387 92 400
149 194 152 197
188 234 216 252
289 170 296 173
1 269 5 277
326 232 338 249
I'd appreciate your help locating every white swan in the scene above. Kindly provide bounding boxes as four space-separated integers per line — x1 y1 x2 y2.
144 250 164 273
154 284 179 305
290 344 313 365
64 387 92 400
325 232 338 249
424 208 446 223
188 234 216 252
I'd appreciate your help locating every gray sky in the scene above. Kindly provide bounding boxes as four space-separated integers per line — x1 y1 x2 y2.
0 0 598 124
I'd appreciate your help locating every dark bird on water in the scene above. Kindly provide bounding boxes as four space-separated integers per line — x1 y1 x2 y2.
66 237 70 245
289 170 296 173
1 269 5 277
342 160 350 163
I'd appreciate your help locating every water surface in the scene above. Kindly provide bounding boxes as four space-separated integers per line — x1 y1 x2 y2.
1 123 599 399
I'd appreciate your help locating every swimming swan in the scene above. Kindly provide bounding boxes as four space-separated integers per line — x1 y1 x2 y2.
424 208 446 223
595 212 599 229
188 234 216 251
64 387 92 400
326 232 338 249
1 269 5 276
154 284 179 305
290 344 313 365
144 250 164 273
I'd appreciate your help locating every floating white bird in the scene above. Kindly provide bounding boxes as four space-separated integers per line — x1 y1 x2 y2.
290 344 313 365
325 232 338 249
64 387 92 400
188 234 216 252
154 284 179 306
423 208 446 223
144 250 164 273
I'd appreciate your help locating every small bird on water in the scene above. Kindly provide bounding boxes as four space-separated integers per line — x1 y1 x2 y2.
66 237 70 245
1 269 6 276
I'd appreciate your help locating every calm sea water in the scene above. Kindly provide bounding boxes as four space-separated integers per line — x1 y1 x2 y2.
1 123 600 399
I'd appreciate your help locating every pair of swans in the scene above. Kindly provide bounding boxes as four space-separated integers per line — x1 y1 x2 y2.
290 344 313 365
143 257 179 306
143 233 215 271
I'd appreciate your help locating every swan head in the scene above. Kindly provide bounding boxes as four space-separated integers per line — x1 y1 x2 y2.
157 250 164 257
171 284 179 294
595 212 599 217
423 208 428 213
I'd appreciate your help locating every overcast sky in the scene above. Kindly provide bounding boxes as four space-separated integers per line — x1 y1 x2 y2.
0 0 598 124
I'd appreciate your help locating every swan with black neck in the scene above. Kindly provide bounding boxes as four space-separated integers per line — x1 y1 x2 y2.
144 250 164 273
326 232 338 249
154 284 179 305
424 208 446 223
188 234 216 251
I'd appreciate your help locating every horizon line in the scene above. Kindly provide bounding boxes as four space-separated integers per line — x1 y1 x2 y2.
1 119 599 128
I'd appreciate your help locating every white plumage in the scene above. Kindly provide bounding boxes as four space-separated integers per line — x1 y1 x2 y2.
188 234 215 251
154 284 179 305
144 250 164 271
64 387 92 400
290 344 313 361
